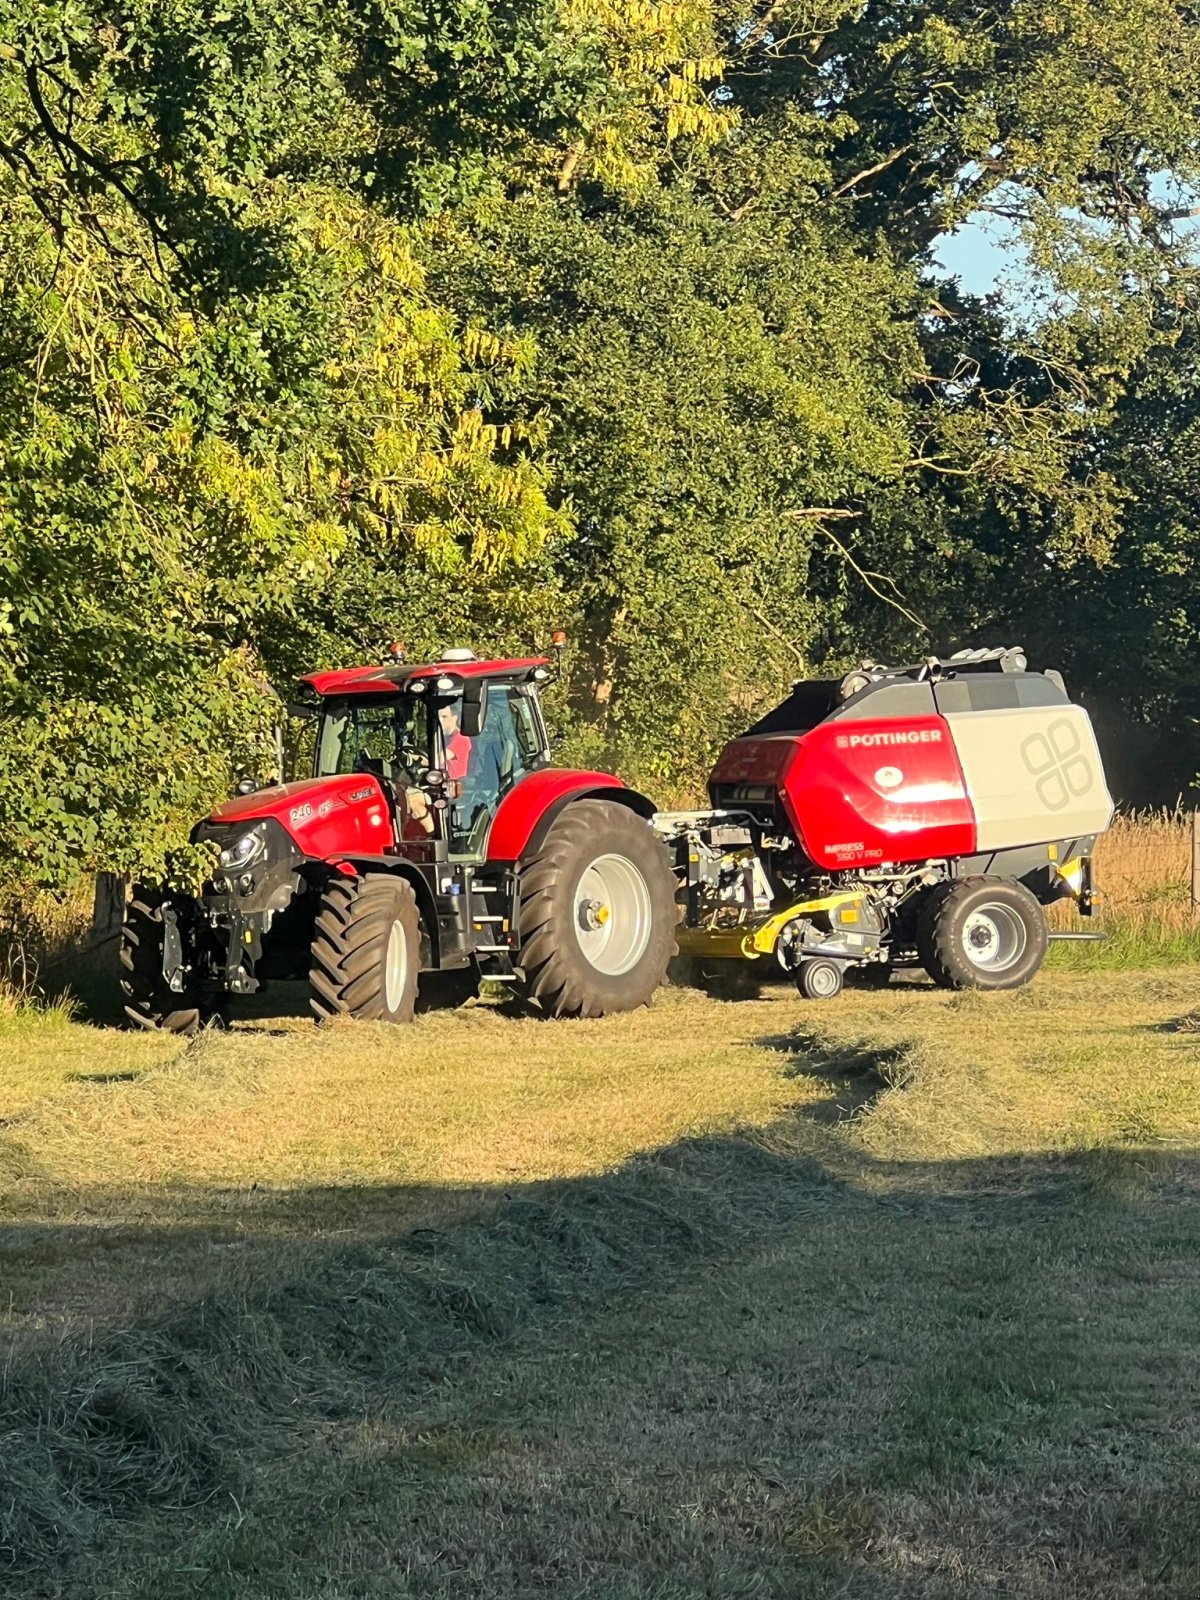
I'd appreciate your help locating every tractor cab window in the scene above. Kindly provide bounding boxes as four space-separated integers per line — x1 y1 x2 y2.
445 684 546 857
315 696 431 787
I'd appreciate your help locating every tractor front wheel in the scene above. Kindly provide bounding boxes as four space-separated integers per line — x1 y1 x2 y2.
120 890 206 1035
310 874 421 1024
515 800 676 1018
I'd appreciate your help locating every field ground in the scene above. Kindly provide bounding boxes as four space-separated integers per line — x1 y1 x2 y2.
2 953 1200 1599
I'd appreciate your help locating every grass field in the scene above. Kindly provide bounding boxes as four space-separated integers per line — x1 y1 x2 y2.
3 950 1200 1598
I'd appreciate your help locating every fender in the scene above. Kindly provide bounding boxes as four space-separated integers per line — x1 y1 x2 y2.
486 769 656 863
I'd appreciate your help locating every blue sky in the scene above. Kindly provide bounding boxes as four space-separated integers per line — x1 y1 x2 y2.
931 214 1026 298
934 176 1200 298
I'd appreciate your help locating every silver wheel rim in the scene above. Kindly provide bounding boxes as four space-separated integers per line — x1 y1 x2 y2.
574 853 653 977
962 904 1027 973
807 962 840 998
384 918 409 1012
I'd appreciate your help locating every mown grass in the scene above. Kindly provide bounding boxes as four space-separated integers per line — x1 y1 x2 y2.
2 964 1200 1597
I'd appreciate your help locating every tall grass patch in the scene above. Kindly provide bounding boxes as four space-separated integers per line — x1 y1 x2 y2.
1049 809 1200 967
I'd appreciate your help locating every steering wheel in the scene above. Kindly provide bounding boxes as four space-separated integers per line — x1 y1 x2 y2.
391 737 427 777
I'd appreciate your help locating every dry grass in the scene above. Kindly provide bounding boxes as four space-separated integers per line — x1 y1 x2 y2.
0 885 93 1000
3 966 1200 1597
1096 809 1197 933
1050 808 1200 965
0 813 1198 1595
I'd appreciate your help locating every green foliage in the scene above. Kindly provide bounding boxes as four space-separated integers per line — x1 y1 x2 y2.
429 186 923 790
2 0 1199 898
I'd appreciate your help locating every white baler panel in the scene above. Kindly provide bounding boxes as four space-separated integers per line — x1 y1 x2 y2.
945 705 1113 851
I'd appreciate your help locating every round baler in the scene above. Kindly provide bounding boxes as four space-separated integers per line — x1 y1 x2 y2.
661 646 1113 997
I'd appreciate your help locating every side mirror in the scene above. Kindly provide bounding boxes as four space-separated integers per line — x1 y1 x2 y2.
286 702 319 720
461 679 488 738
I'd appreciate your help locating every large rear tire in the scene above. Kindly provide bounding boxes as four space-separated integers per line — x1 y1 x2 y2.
310 874 421 1024
515 800 677 1018
918 877 1047 991
120 890 205 1035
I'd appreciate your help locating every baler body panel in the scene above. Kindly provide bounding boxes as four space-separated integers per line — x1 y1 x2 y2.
782 717 976 870
709 680 1115 874
945 705 1114 851
711 718 975 871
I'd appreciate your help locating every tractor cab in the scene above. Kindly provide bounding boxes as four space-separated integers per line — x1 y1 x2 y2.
303 651 554 861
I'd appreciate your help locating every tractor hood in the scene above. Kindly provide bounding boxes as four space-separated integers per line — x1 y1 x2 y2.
205 774 396 857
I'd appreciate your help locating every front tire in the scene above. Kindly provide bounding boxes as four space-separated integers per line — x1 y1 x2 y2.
918 877 1048 991
120 890 205 1035
310 874 421 1024
515 800 676 1018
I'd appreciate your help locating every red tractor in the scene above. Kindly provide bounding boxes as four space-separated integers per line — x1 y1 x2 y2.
121 648 678 1032
122 642 1114 1031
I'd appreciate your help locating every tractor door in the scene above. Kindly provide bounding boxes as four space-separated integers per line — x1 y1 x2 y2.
444 684 546 859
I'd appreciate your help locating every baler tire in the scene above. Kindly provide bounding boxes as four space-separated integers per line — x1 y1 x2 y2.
309 874 421 1025
918 876 1048 991
515 799 677 1019
797 958 844 1000
120 892 204 1035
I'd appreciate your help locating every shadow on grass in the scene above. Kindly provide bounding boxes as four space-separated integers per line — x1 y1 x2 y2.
4 1052 1199 1600
60 971 489 1036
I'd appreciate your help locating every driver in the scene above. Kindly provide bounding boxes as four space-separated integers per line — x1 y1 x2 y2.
438 702 472 782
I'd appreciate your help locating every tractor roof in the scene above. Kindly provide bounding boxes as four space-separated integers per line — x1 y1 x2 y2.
301 656 550 698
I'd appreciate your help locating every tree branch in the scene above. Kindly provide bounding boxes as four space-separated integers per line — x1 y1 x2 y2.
23 60 193 279
812 523 928 633
829 144 913 200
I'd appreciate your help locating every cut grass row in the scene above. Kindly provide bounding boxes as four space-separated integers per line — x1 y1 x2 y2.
3 966 1200 1595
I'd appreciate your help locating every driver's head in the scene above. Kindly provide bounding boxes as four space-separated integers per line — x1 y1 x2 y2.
438 704 461 738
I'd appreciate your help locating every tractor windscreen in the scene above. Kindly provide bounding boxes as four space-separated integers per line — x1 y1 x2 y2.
742 680 840 737
316 696 432 786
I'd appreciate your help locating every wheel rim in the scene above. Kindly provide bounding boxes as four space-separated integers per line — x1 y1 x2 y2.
574 853 653 977
962 904 1028 973
384 918 409 1011
806 962 840 998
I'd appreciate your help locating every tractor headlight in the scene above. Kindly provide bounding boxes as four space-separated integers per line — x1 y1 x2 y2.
218 826 267 871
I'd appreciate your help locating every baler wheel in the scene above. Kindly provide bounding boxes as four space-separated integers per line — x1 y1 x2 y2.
918 877 1048 991
515 799 677 1018
120 891 204 1035
796 958 844 1000
309 874 420 1024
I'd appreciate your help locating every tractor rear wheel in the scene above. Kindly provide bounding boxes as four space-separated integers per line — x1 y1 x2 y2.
515 800 676 1018
120 890 205 1035
918 876 1048 991
310 874 421 1024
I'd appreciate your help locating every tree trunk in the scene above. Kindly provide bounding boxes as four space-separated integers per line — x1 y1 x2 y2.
91 872 127 973
589 605 628 722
